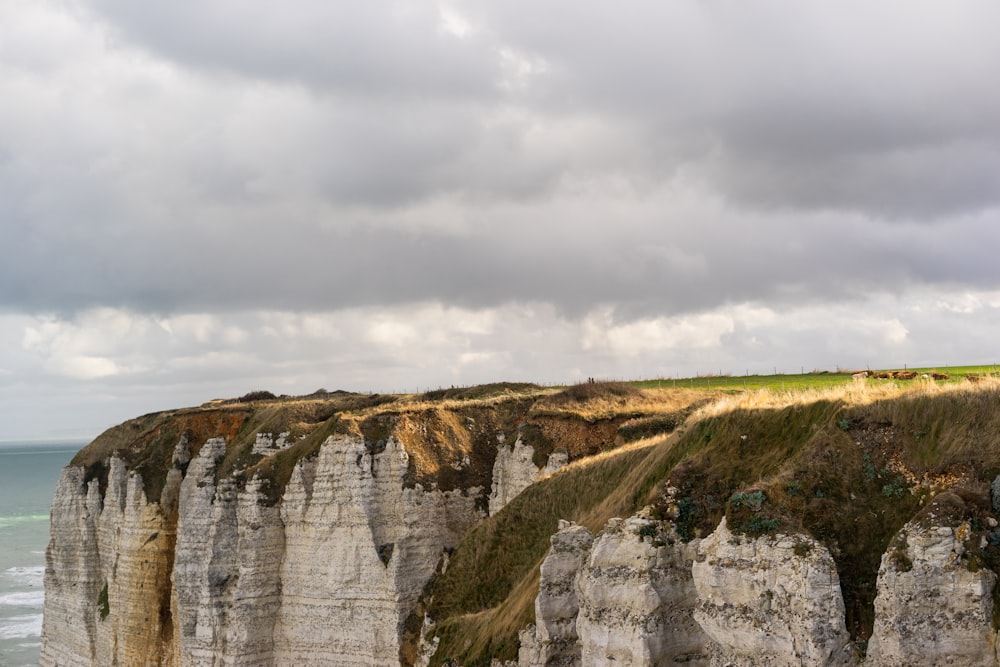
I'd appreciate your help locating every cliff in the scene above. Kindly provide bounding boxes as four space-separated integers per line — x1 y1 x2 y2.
41 383 696 666
419 380 1000 666
42 380 1000 666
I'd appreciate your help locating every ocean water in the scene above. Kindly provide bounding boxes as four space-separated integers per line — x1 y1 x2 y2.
0 442 80 667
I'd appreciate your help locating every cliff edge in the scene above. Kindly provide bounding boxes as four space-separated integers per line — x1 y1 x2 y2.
41 379 1000 666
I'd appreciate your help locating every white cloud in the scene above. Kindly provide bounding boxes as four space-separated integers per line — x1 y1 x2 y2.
58 355 120 380
582 309 736 356
932 292 1000 315
2 1 1000 439
438 6 472 38
1 288 999 439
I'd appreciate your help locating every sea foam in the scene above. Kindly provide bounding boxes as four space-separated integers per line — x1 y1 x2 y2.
0 613 43 640
0 590 45 607
2 566 45 586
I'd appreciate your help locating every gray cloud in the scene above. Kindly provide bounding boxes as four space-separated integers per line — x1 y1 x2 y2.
4 187 1000 319
91 0 499 98
81 1 1000 215
3 1 1000 438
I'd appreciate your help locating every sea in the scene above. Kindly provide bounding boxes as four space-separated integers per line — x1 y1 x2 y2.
0 441 81 667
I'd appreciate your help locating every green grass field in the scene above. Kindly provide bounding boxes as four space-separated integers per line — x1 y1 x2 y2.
632 364 1000 393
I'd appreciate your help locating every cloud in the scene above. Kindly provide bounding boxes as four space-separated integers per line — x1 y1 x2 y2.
2 1 1000 438
3 288 1000 439
90 0 499 98
581 309 737 356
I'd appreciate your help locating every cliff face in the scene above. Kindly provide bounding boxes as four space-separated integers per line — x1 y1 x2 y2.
518 521 594 667
41 457 178 666
43 383 1000 666
576 517 706 666
43 386 675 667
516 515 849 667
172 437 283 665
274 435 480 664
489 434 567 515
691 518 853 666
42 432 483 667
514 507 1000 667
866 493 999 666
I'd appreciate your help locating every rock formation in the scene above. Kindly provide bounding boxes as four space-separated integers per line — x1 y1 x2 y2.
866 493 998 667
516 513 861 667
42 384 1000 667
173 437 285 665
518 521 594 666
273 435 480 664
42 433 483 666
489 435 567 515
575 516 707 666
41 457 178 666
691 517 853 666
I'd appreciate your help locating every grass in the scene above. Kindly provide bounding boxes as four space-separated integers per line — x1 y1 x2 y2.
66 370 1000 663
529 382 712 422
632 364 1000 393
423 435 689 665
416 377 1000 663
69 380 701 508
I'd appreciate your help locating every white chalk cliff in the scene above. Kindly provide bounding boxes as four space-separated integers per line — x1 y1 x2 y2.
691 517 853 666
518 521 595 667
866 496 998 667
42 434 482 666
41 393 1000 667
513 504 1000 667
489 435 568 515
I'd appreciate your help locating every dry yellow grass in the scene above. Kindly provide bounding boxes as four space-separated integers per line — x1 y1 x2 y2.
690 374 1000 422
421 378 1000 663
529 382 715 421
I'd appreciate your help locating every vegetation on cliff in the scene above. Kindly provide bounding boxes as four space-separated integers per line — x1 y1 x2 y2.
417 376 1000 665
69 380 698 507
64 368 1000 665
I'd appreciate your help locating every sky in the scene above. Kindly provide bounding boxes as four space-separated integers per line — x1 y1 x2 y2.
2 0 1000 441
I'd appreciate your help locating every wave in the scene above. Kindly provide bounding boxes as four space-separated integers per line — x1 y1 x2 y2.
2 567 44 588
0 448 77 456
0 514 49 529
0 613 42 640
0 590 44 607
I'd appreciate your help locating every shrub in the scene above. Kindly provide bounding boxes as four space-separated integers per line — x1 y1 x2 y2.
676 496 701 542
744 515 781 534
618 414 680 443
554 380 641 403
889 549 912 572
793 540 813 557
882 478 907 498
97 582 110 620
638 523 658 540
729 490 766 511
238 390 277 402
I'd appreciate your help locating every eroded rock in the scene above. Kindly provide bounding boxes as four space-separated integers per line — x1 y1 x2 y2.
691 517 853 667
520 520 595 666
576 516 707 666
489 436 567 515
866 493 997 667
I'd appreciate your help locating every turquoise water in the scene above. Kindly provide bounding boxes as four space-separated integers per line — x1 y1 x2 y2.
0 442 80 667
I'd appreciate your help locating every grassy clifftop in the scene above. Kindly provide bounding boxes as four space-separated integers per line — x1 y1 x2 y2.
70 381 703 505
417 378 1000 665
67 372 1000 664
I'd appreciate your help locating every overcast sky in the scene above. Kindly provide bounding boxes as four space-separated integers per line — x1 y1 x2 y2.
3 0 1000 441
